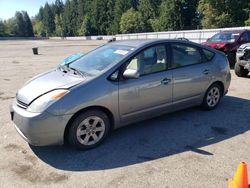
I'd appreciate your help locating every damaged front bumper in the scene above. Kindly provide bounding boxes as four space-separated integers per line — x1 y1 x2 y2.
236 46 250 71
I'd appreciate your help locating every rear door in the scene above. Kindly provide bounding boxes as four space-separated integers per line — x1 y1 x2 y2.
118 44 173 123
170 43 213 105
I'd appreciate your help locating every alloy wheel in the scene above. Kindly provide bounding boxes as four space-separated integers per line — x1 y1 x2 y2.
76 116 105 146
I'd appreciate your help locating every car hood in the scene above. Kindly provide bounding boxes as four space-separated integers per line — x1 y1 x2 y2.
203 41 228 49
238 43 250 49
16 68 86 105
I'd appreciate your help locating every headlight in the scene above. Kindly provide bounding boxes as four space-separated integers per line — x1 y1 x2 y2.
27 89 69 113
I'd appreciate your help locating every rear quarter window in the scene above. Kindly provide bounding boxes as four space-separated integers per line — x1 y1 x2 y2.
202 49 215 62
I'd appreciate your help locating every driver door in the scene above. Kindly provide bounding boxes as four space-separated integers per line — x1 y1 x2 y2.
118 44 173 124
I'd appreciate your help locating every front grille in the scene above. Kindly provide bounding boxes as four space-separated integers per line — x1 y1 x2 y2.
16 99 28 109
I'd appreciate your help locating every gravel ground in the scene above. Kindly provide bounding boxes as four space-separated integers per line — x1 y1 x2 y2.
0 40 249 188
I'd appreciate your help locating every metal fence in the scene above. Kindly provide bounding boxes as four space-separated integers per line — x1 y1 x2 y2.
2 26 250 43
115 26 250 43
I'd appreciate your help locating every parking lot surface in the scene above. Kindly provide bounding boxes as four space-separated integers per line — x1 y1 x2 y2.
0 40 250 188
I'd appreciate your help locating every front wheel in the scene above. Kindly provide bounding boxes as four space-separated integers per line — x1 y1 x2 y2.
234 62 249 77
202 83 222 110
67 110 110 150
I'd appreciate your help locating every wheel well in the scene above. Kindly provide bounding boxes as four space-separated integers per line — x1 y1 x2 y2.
211 81 224 94
63 106 115 143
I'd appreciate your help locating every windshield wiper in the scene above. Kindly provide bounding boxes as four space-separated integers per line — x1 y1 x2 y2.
59 64 85 77
68 66 85 77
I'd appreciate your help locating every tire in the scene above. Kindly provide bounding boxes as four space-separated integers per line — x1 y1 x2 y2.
202 83 222 110
227 52 236 68
234 62 249 77
67 110 110 150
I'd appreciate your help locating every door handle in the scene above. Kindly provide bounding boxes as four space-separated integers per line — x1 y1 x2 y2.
161 78 171 85
203 69 210 75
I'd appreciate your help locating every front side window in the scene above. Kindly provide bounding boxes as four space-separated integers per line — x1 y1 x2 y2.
171 44 202 68
126 45 167 76
70 44 134 76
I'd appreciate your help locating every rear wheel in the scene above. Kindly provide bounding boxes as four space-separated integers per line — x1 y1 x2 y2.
234 62 249 77
68 110 110 150
202 83 222 110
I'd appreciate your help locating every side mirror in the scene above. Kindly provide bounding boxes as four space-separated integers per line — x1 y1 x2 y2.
206 38 210 42
123 69 140 79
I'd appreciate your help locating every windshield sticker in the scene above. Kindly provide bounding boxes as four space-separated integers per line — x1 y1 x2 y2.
114 50 129 55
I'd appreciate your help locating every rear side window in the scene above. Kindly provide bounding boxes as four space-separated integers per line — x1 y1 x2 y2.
171 44 202 68
202 49 215 62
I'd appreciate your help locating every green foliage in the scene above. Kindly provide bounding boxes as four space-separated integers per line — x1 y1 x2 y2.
33 19 46 37
138 0 155 31
3 11 35 37
4 18 17 36
62 0 79 36
198 0 249 28
246 13 250 26
1 0 250 37
55 14 65 37
78 15 93 36
43 3 55 36
0 20 6 36
120 8 144 34
112 0 133 34
22 11 34 37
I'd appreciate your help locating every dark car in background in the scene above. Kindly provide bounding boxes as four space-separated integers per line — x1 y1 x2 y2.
202 30 250 67
235 43 250 77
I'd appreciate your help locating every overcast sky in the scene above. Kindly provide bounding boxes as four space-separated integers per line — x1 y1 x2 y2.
0 0 57 20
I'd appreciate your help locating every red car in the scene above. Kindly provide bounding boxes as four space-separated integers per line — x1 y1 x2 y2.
202 30 250 66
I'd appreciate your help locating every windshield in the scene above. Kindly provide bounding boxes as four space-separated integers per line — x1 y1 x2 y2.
69 44 134 76
210 32 240 42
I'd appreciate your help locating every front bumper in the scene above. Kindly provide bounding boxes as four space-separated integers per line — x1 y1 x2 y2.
236 59 250 70
10 102 72 146
236 49 250 71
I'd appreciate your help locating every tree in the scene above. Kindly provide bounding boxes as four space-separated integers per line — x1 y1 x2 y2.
120 8 144 34
105 0 116 35
14 11 26 36
78 15 93 36
63 0 78 36
43 2 55 36
0 20 6 36
112 0 133 33
198 0 249 28
246 13 250 26
152 0 183 31
33 19 46 37
55 14 65 37
22 11 34 37
181 0 199 30
138 0 155 31
4 18 17 36
54 0 64 15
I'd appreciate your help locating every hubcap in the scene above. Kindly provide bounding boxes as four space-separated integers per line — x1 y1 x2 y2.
76 116 105 146
206 87 220 107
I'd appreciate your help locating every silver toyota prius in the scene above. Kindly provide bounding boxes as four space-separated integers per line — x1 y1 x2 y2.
10 39 231 150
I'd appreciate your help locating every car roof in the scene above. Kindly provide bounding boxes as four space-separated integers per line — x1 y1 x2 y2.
108 38 224 56
219 30 248 34
109 39 194 48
